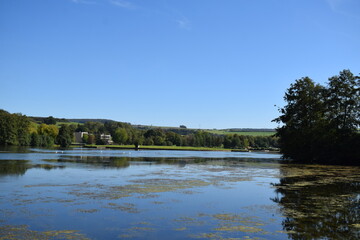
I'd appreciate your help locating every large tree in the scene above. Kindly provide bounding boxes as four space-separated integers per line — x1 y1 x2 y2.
273 77 325 162
326 70 359 132
113 128 128 144
274 70 360 165
0 110 30 146
56 125 73 148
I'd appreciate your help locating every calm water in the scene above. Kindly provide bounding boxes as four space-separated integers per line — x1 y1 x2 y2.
0 147 359 239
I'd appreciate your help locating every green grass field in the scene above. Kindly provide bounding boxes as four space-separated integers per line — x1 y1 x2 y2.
56 121 80 126
206 130 276 136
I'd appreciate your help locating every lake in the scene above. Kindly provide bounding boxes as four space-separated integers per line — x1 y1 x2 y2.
1 147 359 239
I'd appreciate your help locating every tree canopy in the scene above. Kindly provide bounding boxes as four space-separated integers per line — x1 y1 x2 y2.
274 69 360 165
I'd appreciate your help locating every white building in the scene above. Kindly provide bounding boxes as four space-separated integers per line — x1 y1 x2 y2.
100 134 113 145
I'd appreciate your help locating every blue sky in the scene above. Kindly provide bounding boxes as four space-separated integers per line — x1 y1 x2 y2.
0 0 359 129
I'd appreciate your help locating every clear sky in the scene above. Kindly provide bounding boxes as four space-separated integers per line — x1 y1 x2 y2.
0 0 359 129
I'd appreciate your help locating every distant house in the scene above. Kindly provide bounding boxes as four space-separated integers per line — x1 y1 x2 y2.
75 132 88 143
100 134 113 145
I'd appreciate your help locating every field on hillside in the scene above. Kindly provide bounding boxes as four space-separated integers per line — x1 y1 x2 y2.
207 130 276 136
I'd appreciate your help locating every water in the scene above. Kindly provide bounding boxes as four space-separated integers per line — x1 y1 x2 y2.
0 147 359 239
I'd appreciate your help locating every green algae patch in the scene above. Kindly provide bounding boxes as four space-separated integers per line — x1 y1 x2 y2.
214 225 263 233
0 225 90 240
106 202 139 213
76 208 98 213
190 232 223 239
190 232 265 240
174 227 187 231
65 178 210 201
118 225 155 239
212 214 265 227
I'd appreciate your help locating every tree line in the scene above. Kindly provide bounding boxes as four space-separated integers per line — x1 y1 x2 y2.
0 110 278 149
76 121 278 149
274 69 359 165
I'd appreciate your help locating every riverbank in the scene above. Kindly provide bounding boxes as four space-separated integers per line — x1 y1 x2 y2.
83 144 279 153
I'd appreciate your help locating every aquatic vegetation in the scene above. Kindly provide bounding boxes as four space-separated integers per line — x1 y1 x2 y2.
106 202 139 213
0 225 90 240
76 209 98 213
2 149 359 239
272 164 360 239
214 225 263 233
118 225 155 239
174 227 187 231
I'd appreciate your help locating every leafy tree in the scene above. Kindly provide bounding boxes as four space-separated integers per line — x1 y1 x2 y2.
273 77 325 162
84 122 104 134
326 70 359 132
113 128 128 144
87 134 96 145
30 133 41 147
44 116 56 125
82 134 89 144
133 135 144 148
56 125 73 148
38 124 59 138
274 70 360 165
0 110 30 146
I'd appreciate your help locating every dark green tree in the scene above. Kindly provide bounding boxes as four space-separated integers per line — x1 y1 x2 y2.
0 110 30 146
326 70 359 132
56 125 73 148
113 128 128 144
44 116 56 125
273 77 325 162
274 70 360 165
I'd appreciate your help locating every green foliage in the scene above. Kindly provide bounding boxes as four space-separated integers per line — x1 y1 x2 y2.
0 109 278 150
44 116 56 125
207 130 275 136
87 134 96 145
274 70 360 165
38 124 59 138
113 128 128 144
0 110 30 146
56 125 73 148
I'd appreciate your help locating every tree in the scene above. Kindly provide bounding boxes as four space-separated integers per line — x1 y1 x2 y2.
113 128 128 144
274 70 360 165
56 125 73 148
87 134 95 145
44 116 56 125
326 70 359 132
38 124 59 139
273 77 325 162
0 110 30 146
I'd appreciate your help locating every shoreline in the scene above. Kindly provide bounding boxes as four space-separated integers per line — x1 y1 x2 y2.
82 144 279 153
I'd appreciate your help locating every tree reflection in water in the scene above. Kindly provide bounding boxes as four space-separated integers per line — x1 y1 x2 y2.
272 164 360 239
0 160 65 176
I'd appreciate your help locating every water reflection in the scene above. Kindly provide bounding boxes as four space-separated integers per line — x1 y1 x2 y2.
272 164 360 239
0 160 29 176
0 160 65 176
45 156 130 168
46 155 281 170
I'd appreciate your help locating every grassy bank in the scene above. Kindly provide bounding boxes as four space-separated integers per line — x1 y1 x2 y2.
84 145 239 152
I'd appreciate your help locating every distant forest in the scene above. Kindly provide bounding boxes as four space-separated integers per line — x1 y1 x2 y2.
0 110 278 150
